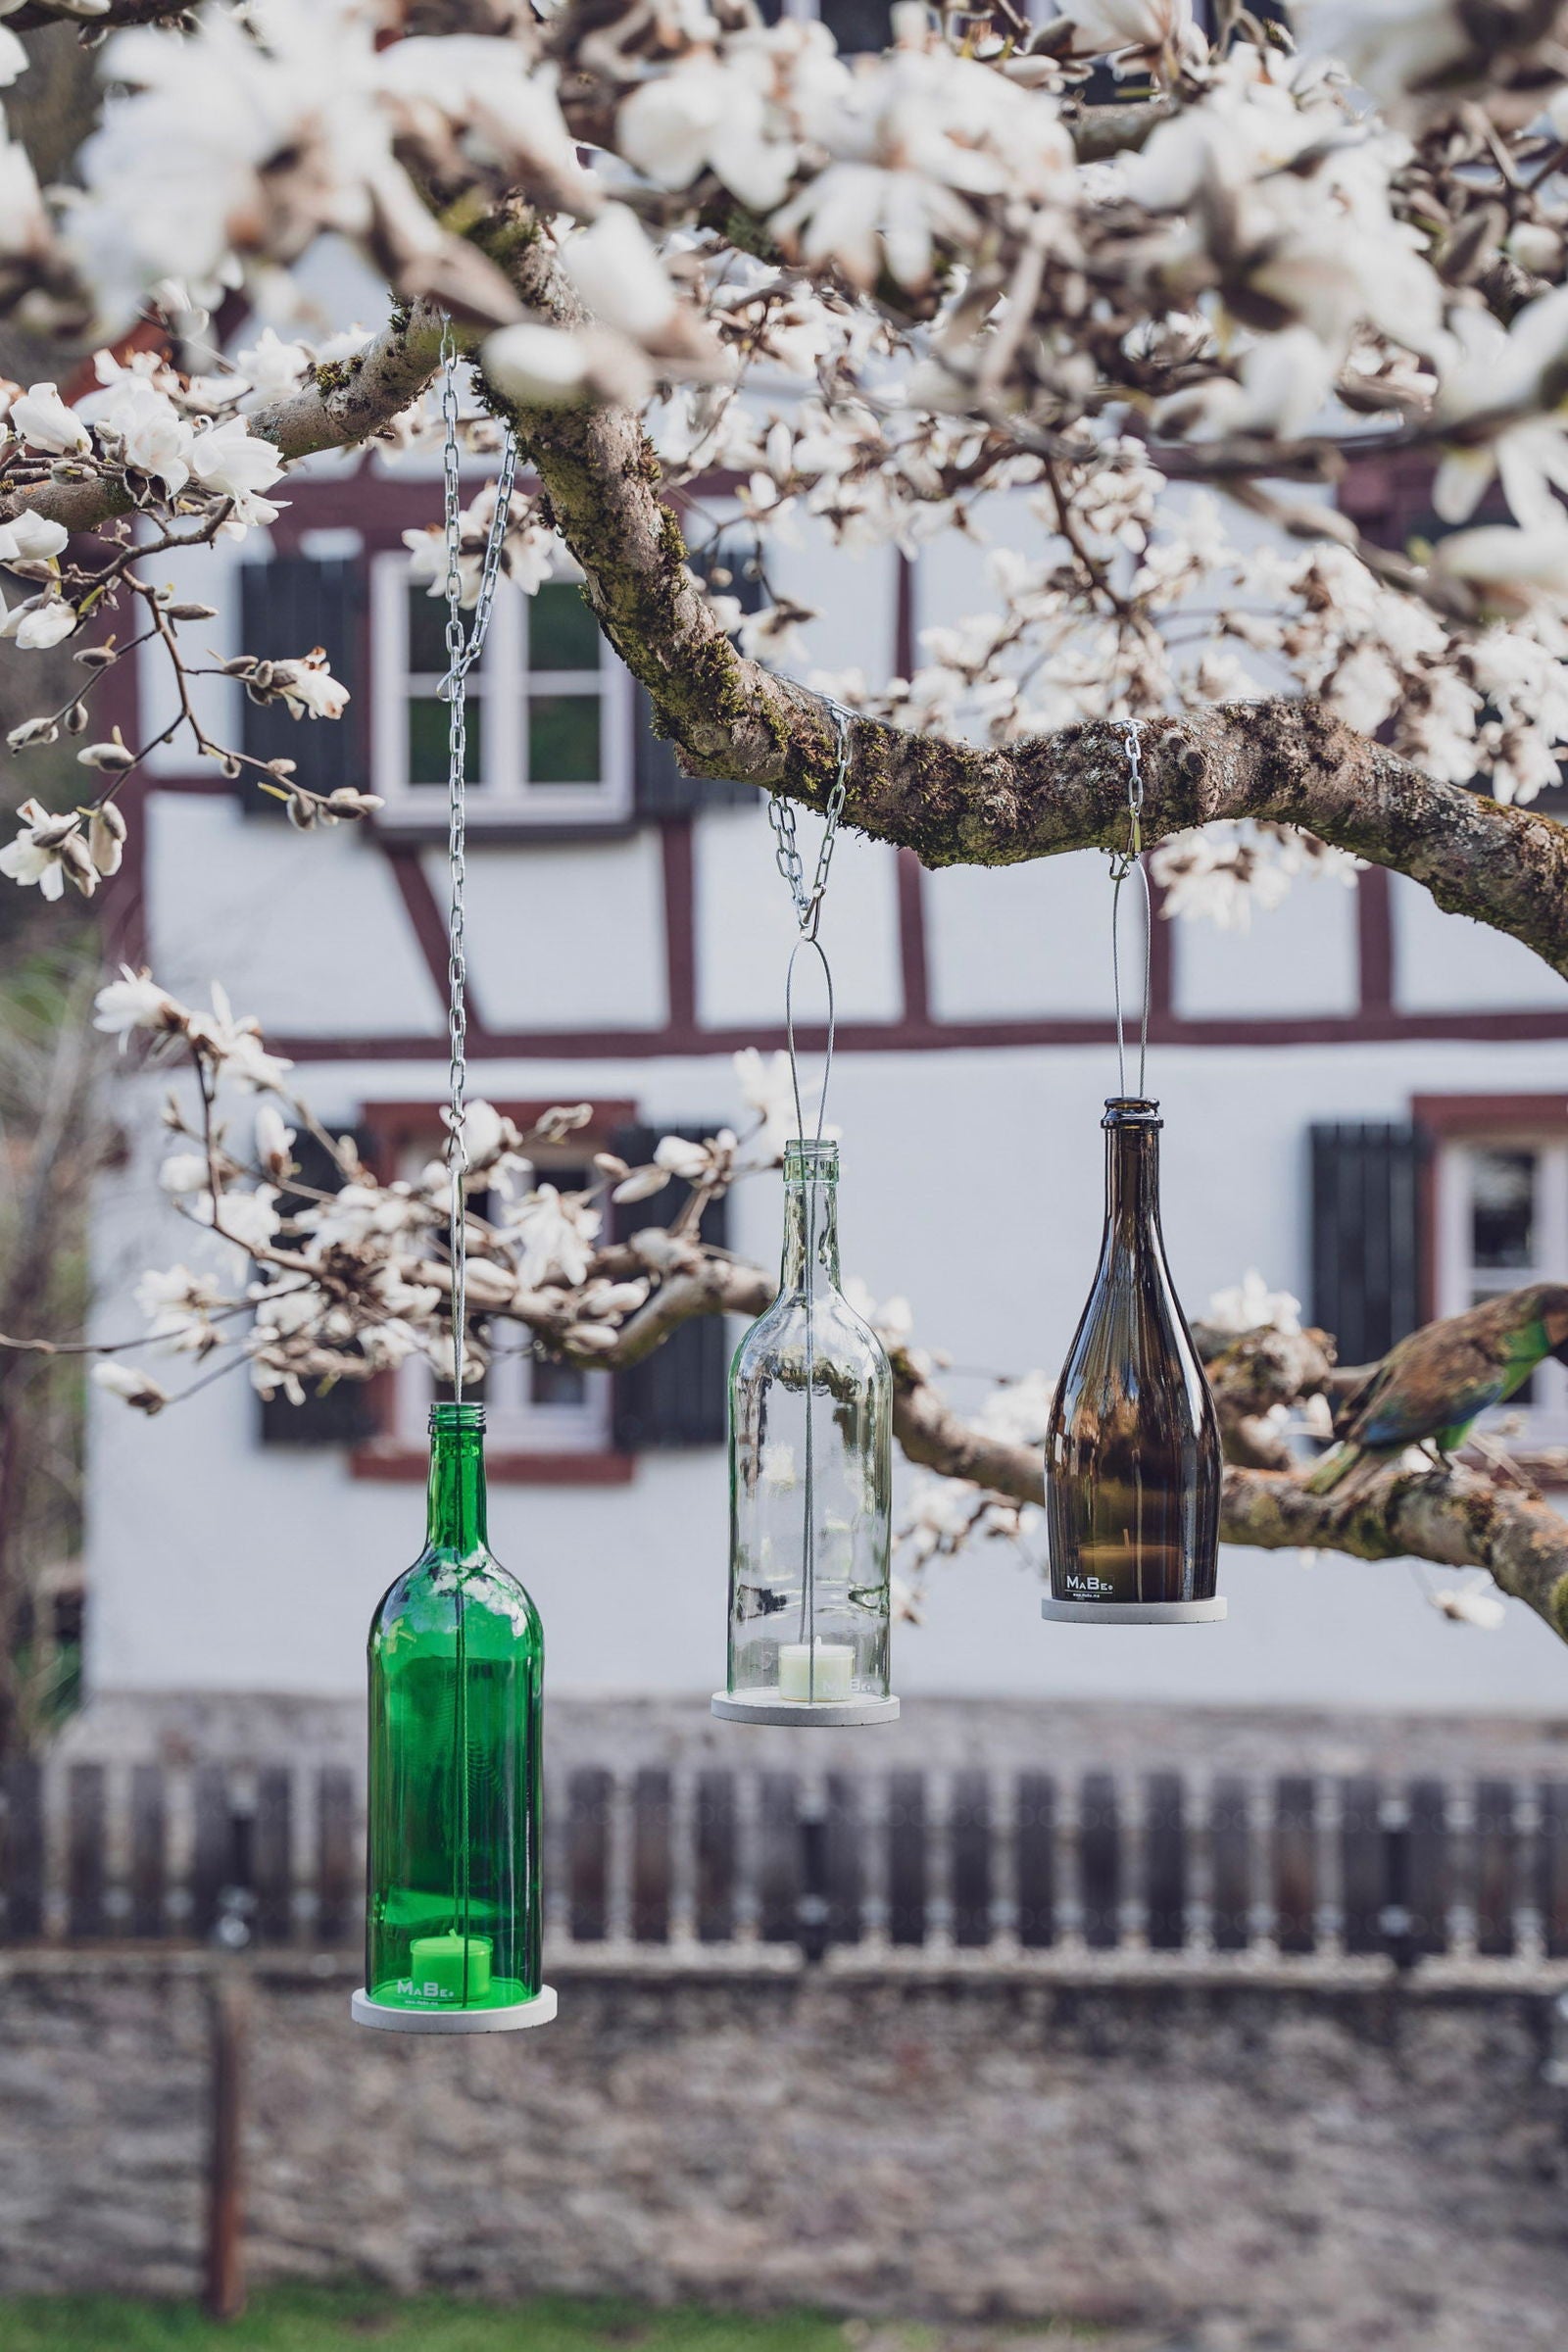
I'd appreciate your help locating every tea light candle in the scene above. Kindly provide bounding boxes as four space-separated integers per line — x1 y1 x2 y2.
409 1932 492 2003
778 1642 855 1702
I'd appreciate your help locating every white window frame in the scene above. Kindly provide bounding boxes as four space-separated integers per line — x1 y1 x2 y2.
371 552 632 826
1436 1133 1568 1448
391 1136 613 1455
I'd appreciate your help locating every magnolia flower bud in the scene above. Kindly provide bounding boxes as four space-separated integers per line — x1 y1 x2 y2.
164 602 219 620
60 832 100 897
7 715 58 749
77 739 136 770
92 1360 168 1414
88 803 127 876
64 702 88 735
73 646 118 667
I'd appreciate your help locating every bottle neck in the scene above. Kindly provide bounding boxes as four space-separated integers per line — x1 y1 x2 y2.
1103 1120 1162 1251
425 1423 489 1555
780 1176 841 1298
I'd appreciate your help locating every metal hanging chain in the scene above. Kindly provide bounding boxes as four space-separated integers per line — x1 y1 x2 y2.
441 326 519 1401
1108 717 1152 1102
766 695 854 942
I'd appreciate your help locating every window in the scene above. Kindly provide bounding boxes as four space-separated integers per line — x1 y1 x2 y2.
754 0 892 49
372 555 632 825
1435 1131 1568 1447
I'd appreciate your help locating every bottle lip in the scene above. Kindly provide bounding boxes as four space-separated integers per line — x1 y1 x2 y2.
1102 1097 1161 1129
429 1400 486 1434
784 1137 839 1178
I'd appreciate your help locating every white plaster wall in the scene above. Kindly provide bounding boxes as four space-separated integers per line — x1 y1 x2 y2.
694 803 902 1026
1393 871 1568 1011
453 832 668 1032
1174 862 1360 1019
86 1034 1568 1716
146 793 444 1037
763 537 897 691
924 850 1133 1020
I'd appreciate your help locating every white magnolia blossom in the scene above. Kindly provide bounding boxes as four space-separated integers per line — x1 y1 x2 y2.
0 599 77 651
1205 1270 1303 1338
507 1183 603 1289
0 801 85 902
0 512 68 564
134 1264 226 1355
0 0 1562 916
94 966 187 1044
1429 1574 1508 1632
842 1276 916 1351
271 653 351 721
200 1184 282 1253
11 381 91 455
185 416 287 528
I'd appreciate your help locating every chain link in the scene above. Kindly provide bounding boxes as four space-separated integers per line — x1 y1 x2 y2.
440 325 518 1398
766 696 854 944
1107 714 1145 882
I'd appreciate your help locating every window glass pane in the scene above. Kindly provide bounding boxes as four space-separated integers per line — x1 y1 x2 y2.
528 694 601 784
407 585 463 675
531 581 601 671
532 1355 588 1408
409 696 481 786
1470 1148 1536 1269
820 0 890 51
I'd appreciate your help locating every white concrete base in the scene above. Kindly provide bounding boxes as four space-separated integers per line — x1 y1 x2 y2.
1041 1596 1228 1626
351 1984 558 2034
710 1690 901 1727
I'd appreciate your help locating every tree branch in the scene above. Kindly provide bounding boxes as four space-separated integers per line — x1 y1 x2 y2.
499 370 1568 977
0 300 448 538
888 1339 1568 1643
9 233 1568 976
420 1232 1568 1645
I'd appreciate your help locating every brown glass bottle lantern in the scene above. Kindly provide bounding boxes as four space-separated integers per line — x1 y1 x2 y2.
1043 1098 1225 1624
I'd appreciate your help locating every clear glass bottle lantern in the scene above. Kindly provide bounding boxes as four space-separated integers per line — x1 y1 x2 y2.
1043 1099 1225 1625
714 1138 899 1725
353 1401 557 2032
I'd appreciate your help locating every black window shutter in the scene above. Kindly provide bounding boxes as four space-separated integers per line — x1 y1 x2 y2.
1309 1123 1427 1367
633 542 761 817
258 1123 378 1446
238 557 367 811
610 1123 731 1448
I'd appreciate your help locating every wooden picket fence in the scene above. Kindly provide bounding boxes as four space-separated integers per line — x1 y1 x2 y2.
5 1757 1568 1967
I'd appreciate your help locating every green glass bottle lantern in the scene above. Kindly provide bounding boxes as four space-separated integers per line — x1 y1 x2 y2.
353 1401 556 2032
1043 1099 1225 1624
714 1138 899 1725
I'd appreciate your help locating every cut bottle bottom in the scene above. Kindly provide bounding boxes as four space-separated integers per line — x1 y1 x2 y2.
710 1690 900 1726
351 1984 558 2034
1041 1594 1227 1625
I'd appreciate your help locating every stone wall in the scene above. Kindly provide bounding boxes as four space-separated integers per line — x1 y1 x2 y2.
3 1950 1568 2352
55 1689 1568 1781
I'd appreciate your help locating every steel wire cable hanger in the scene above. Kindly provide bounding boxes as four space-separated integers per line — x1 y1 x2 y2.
1108 717 1152 1102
